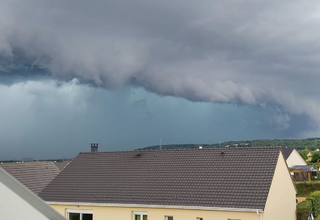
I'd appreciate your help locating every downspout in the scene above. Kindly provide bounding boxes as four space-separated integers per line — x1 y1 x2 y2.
256 210 262 220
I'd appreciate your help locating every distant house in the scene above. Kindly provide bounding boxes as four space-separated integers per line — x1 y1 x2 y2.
307 152 313 161
40 147 296 220
291 165 318 182
0 166 65 220
0 162 59 195
281 147 307 168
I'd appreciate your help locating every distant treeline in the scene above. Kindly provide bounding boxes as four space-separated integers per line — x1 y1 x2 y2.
140 138 320 151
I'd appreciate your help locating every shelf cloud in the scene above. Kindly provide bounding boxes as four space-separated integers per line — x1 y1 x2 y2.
1 0 320 123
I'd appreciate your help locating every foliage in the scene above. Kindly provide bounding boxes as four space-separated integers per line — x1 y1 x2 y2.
300 149 309 160
297 200 312 220
296 182 320 197
141 138 320 150
312 152 320 163
307 191 320 217
316 214 320 220
307 162 320 169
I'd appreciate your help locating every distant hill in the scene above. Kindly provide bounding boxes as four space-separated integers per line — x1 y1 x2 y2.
140 138 320 151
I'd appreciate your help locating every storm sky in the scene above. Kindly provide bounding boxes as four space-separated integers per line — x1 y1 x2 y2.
0 0 320 159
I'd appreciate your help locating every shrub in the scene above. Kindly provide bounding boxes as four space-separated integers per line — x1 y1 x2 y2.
300 150 309 160
312 151 320 162
297 200 312 220
296 182 320 196
307 191 320 217
307 162 320 169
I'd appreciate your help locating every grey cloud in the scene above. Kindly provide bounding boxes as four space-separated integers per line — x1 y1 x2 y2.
0 80 310 160
1 0 320 124
132 99 147 108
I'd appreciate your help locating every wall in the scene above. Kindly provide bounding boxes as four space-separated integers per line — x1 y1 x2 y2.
50 204 261 220
286 150 307 168
263 151 297 220
0 181 51 220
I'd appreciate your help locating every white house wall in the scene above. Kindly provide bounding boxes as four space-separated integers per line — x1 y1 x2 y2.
0 167 66 220
0 181 52 220
286 149 307 168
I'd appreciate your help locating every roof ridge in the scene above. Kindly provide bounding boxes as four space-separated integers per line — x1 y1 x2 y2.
79 146 282 154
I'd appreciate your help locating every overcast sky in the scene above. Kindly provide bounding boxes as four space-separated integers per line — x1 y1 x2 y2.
1 0 320 159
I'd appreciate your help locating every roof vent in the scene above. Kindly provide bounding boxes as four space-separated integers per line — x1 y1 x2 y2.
91 143 98 153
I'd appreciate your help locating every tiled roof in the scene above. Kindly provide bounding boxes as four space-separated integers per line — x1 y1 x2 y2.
0 162 60 195
291 165 318 172
281 148 294 160
54 160 71 172
39 147 281 210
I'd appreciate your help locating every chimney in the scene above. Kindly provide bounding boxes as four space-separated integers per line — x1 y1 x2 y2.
91 143 98 152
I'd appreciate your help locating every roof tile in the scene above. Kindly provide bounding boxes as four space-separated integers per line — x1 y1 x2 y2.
39 147 280 210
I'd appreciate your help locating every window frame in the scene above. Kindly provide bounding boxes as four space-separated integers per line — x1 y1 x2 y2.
197 218 203 220
165 216 173 220
66 209 93 220
133 211 148 220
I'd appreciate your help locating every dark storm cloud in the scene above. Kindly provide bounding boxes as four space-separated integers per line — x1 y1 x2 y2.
0 81 309 160
1 0 320 122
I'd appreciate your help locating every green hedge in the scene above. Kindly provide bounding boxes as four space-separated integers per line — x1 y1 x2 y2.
296 182 320 196
297 200 312 220
307 191 320 217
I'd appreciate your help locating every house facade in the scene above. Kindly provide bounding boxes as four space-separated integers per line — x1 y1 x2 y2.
282 148 307 168
40 147 296 220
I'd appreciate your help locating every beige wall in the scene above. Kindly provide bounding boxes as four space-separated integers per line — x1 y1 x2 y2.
286 149 307 168
263 151 296 220
51 204 261 220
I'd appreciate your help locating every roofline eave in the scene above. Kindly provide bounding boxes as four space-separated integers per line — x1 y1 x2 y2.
46 201 264 213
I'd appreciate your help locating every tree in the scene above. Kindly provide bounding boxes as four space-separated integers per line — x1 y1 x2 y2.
300 150 309 161
311 151 320 163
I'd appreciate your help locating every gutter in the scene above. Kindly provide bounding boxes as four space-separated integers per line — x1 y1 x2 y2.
47 201 263 213
256 210 262 220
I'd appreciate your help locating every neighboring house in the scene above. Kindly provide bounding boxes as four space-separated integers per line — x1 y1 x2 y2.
0 162 59 195
281 147 307 168
307 152 313 162
54 160 71 172
0 166 66 220
40 147 296 220
291 165 318 182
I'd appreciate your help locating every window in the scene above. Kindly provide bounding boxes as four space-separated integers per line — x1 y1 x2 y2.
133 212 148 220
165 216 173 220
197 218 203 220
67 209 93 220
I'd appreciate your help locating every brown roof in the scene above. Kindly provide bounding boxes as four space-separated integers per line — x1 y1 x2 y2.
39 147 281 210
0 162 60 195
